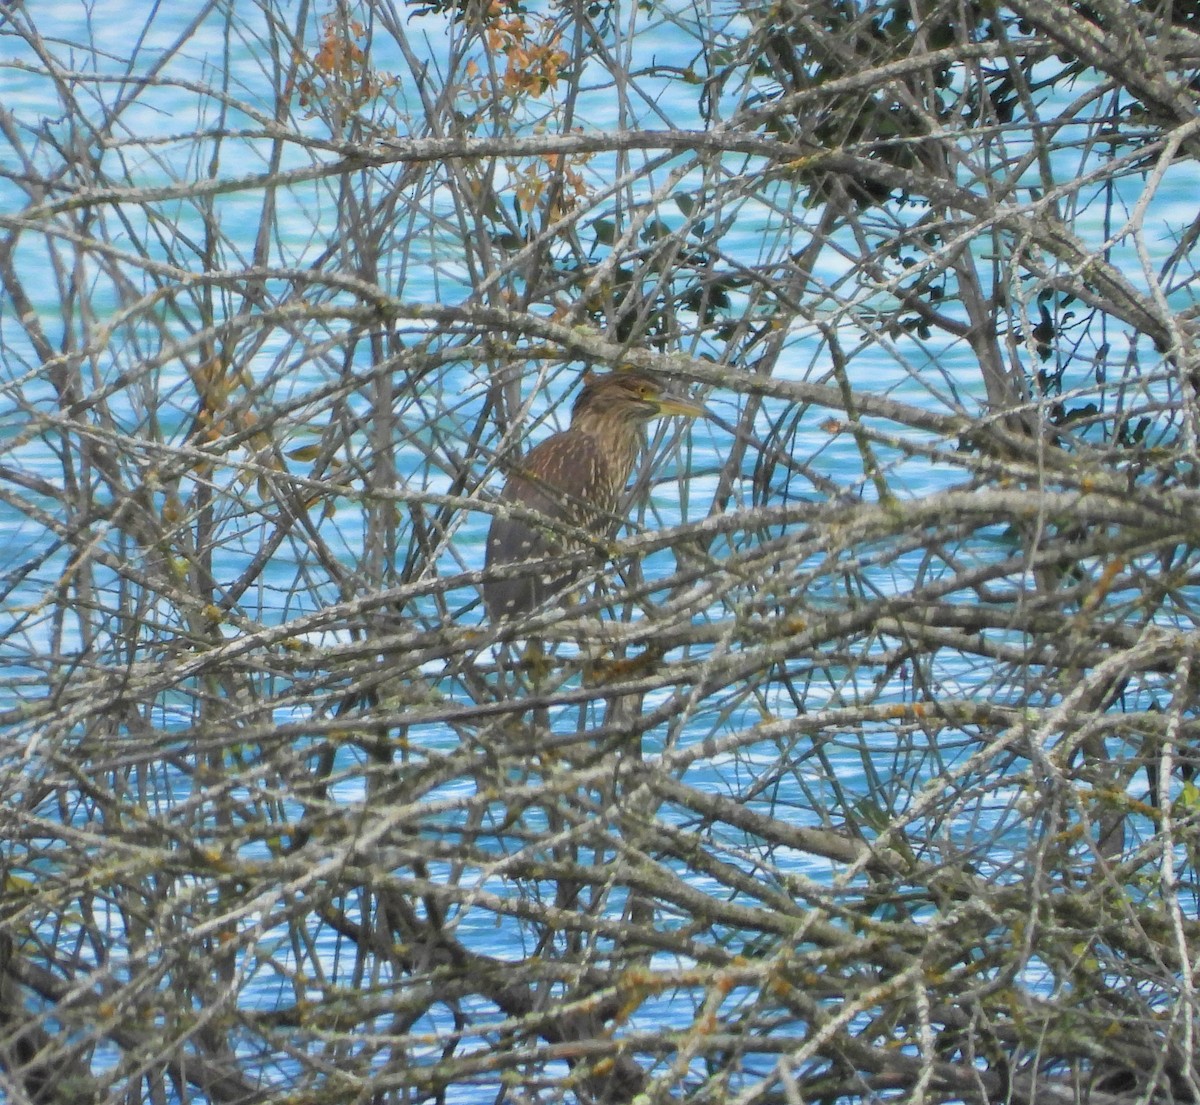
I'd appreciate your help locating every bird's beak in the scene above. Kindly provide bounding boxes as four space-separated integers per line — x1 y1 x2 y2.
654 394 709 420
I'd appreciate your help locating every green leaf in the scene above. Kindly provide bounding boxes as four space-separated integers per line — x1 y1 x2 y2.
590 218 615 245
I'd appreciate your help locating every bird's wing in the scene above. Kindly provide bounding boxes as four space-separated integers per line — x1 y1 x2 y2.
501 432 613 534
483 433 613 618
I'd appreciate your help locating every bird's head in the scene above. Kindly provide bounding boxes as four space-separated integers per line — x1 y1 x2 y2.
572 370 708 425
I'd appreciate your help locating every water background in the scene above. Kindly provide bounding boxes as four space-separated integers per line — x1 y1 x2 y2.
1 1 1196 1095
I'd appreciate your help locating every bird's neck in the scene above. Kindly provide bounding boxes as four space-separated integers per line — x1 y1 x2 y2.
572 413 645 480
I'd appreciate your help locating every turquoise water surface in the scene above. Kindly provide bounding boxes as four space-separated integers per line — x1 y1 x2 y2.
2 1 1197 1099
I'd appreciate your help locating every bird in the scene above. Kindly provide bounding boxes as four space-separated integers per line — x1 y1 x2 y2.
483 370 707 620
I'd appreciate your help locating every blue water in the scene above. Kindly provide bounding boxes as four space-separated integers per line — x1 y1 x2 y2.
1 1 1194 1100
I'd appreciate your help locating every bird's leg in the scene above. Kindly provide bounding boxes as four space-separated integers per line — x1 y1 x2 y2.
521 634 553 686
491 634 556 761
524 636 555 756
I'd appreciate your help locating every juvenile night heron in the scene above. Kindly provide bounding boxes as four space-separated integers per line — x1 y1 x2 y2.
483 370 707 620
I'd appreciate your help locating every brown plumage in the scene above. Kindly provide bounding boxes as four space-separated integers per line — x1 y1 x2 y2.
483 371 707 620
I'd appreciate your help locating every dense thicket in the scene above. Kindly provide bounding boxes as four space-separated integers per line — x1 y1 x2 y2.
2 1 1200 1102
